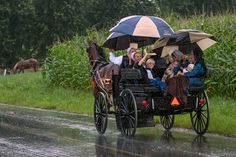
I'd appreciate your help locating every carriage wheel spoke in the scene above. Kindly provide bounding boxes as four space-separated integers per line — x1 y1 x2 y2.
119 89 137 137
193 115 198 128
94 92 108 135
199 117 203 131
200 114 206 127
200 117 205 131
129 117 135 127
201 112 208 120
129 115 135 122
161 115 174 130
196 118 199 131
121 102 129 112
192 112 198 119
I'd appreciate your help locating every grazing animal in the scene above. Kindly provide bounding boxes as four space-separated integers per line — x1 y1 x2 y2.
13 58 39 74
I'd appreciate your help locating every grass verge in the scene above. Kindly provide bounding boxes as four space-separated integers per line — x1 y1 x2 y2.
0 72 235 136
0 72 93 114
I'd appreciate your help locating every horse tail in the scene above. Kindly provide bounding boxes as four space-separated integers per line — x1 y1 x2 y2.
13 62 19 74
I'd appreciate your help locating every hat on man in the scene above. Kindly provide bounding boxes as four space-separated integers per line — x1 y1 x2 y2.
129 43 138 49
126 43 138 54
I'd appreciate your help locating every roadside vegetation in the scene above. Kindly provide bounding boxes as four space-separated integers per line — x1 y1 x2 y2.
0 72 235 136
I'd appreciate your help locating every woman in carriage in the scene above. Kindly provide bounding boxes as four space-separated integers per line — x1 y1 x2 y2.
177 50 206 87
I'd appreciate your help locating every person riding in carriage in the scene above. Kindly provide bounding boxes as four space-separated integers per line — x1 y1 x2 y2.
108 43 138 68
177 50 206 87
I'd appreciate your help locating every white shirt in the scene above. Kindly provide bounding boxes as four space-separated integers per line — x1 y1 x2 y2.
109 52 123 65
183 68 188 73
146 69 154 79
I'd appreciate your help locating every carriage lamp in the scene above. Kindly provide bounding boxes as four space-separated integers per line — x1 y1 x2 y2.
199 98 205 106
142 100 149 107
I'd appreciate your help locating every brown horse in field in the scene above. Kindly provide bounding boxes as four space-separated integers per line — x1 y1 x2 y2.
86 42 119 95
13 58 39 74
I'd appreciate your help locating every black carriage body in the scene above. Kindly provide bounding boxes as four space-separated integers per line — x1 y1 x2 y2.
117 69 199 115
115 68 209 135
94 68 209 137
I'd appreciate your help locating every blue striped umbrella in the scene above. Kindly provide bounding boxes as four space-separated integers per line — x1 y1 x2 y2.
110 15 174 38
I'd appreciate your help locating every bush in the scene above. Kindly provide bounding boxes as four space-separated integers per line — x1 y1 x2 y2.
43 29 109 89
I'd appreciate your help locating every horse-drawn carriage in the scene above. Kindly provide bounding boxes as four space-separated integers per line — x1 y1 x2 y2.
87 42 210 137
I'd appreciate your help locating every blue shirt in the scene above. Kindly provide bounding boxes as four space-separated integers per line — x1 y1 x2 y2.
184 63 205 78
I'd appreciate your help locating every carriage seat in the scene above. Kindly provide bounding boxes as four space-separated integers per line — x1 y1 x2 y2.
120 68 142 80
120 69 161 93
189 84 205 92
143 85 161 93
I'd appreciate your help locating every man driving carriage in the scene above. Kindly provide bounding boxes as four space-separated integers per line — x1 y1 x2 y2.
108 43 138 68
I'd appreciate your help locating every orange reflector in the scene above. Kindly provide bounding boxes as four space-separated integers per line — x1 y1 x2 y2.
171 97 180 106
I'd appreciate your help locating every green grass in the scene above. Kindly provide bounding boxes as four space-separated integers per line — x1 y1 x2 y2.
172 97 236 136
0 72 93 114
0 72 235 136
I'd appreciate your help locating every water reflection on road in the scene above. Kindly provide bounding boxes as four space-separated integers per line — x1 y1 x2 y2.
95 131 235 157
0 104 235 157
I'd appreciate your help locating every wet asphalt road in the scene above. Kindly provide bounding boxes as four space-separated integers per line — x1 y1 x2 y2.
0 104 235 157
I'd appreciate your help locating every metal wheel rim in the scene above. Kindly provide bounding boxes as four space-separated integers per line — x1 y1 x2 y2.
160 114 175 130
94 92 108 134
119 89 137 137
190 91 210 135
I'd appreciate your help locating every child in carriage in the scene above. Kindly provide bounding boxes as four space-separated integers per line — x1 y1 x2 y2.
161 61 179 82
183 63 194 73
132 50 167 90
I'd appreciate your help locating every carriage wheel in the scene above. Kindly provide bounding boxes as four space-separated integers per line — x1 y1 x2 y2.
94 92 108 135
119 89 137 137
190 91 210 135
160 114 175 130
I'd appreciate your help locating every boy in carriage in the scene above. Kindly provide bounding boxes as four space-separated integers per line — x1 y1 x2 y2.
132 50 167 90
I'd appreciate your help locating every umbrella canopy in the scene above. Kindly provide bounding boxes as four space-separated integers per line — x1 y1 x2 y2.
103 32 157 50
152 29 217 57
110 15 174 38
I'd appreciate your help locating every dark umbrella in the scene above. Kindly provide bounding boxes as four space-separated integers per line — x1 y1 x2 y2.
103 32 157 50
152 29 217 57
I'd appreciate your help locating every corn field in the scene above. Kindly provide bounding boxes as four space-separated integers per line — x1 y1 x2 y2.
44 14 236 97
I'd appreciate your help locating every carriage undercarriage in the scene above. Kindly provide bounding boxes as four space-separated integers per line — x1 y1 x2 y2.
93 68 210 137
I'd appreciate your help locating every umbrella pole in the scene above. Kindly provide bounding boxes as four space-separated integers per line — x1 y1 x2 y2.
142 46 144 56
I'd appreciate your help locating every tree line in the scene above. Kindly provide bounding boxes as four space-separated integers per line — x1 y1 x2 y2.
0 0 235 68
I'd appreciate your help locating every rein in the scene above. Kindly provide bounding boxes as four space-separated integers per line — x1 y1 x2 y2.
90 58 109 70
